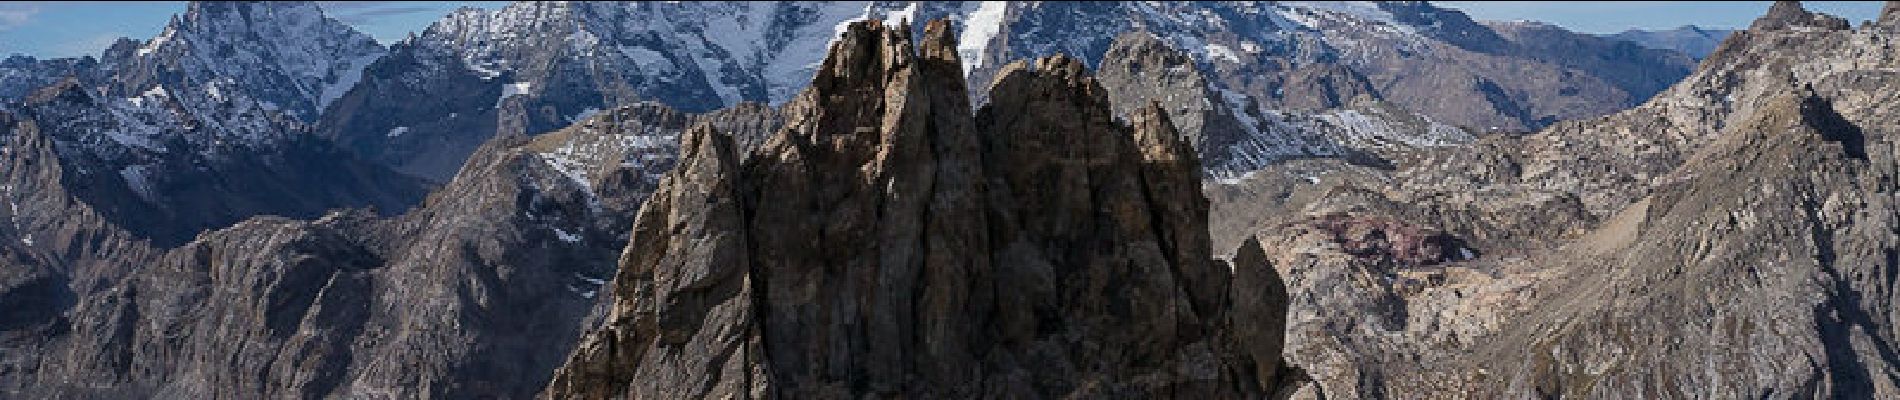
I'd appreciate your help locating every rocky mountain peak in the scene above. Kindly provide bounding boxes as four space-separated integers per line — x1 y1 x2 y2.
813 20 916 93
1880 1 1900 28
546 19 1301 398
1749 0 1851 31
20 78 91 107
124 1 384 122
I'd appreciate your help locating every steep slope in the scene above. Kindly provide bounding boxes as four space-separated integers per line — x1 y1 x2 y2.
0 1 426 246
1203 1 1900 397
0 94 783 397
113 1 385 123
1094 30 1470 177
546 19 1299 399
319 1 860 180
1459 3 1900 397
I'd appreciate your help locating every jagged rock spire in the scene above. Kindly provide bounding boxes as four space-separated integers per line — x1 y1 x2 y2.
1750 0 1850 31
545 19 1298 399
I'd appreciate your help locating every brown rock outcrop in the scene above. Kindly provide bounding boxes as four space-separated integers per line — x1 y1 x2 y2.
546 19 1298 399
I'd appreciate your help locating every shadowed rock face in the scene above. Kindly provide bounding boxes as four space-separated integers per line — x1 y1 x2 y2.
0 93 785 398
545 20 1298 399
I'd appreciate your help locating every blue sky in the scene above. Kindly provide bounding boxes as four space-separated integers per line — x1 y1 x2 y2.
0 1 510 58
0 1 1888 59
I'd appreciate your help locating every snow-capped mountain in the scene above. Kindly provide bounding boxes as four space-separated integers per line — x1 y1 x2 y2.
113 2 384 123
0 2 423 245
881 1 1693 131
320 1 866 180
324 1 1691 183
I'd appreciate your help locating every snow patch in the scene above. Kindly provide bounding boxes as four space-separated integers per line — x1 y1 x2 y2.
497 82 533 107
883 2 919 28
537 150 593 192
128 86 169 107
468 63 503 80
553 227 582 243
575 273 607 286
136 27 175 57
1204 43 1241 63
1281 1 1401 27
957 1 1010 73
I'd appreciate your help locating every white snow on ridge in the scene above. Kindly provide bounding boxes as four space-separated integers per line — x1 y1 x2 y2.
957 1 1009 73
553 227 582 243
1204 44 1241 63
1281 1 1401 27
575 273 607 286
497 82 533 107
137 27 175 57
129 86 170 107
537 145 594 192
883 2 919 28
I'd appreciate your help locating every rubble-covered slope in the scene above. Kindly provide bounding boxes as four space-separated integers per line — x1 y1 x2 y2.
1205 2 1900 397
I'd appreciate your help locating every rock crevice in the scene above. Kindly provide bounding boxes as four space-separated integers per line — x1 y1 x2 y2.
546 20 1298 399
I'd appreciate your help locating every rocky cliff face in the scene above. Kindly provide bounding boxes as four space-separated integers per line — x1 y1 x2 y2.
546 20 1299 399
1094 30 1471 178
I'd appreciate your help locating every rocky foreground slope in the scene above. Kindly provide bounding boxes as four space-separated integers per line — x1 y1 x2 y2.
545 20 1299 399
0 92 781 398
1208 2 1900 398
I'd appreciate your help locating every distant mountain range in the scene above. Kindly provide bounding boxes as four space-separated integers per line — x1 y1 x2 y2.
1609 25 1736 58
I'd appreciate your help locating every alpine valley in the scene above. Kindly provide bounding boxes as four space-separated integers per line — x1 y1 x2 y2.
0 1 1893 399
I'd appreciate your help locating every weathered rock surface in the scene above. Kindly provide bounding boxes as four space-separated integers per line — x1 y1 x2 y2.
0 1 429 247
1094 30 1471 178
0 90 785 398
1206 2 1900 398
547 20 1299 399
